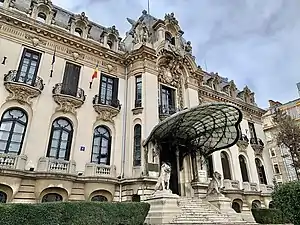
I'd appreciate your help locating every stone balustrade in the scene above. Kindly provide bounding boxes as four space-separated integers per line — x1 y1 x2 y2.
243 182 259 192
223 179 240 190
0 154 27 170
85 163 116 178
37 157 76 174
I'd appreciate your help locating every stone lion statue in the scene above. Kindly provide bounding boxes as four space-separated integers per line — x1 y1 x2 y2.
154 162 171 192
206 171 222 196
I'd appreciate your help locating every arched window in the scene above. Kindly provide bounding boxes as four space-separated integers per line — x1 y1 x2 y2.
74 28 83 37
0 191 7 203
37 12 47 23
91 195 108 202
221 151 232 180
165 32 175 45
42 193 63 203
0 108 28 155
46 118 73 160
91 126 111 165
133 124 141 166
252 200 261 209
132 194 140 202
239 155 249 182
107 40 113 50
255 158 267 184
232 202 241 213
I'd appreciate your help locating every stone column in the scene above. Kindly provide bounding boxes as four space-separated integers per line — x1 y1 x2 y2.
103 32 108 47
176 147 181 196
143 145 149 176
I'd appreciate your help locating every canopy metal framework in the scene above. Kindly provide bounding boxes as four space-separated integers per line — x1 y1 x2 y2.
144 102 243 158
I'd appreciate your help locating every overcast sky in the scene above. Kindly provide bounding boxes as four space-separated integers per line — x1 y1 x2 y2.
51 0 300 109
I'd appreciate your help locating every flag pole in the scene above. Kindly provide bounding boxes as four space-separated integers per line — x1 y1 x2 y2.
148 0 150 15
50 46 56 78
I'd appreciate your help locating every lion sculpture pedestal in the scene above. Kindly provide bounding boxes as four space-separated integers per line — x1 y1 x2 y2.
144 163 181 225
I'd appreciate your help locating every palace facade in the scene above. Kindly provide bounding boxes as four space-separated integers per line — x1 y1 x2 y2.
0 0 273 212
262 96 300 183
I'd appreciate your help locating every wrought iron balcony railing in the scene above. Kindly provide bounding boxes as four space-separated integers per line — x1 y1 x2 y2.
92 95 121 110
4 70 44 91
52 83 86 102
250 137 265 155
239 134 249 142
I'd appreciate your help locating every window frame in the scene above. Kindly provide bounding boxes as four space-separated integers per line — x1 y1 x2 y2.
239 155 250 182
133 124 142 167
273 163 280 174
135 75 142 108
46 117 73 161
61 62 81 97
248 122 258 144
91 126 112 165
16 48 42 86
0 108 28 155
42 193 63 203
99 73 119 107
221 151 232 180
160 85 176 114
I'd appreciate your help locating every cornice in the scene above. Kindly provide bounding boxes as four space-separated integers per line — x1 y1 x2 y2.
199 86 266 118
0 9 125 69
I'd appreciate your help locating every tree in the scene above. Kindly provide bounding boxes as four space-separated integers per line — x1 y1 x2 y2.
272 181 300 225
273 108 300 180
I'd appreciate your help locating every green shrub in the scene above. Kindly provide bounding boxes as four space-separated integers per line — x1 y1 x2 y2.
272 181 300 225
0 201 150 225
251 208 291 224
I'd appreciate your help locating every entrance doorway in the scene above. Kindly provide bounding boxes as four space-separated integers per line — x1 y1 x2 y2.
160 142 180 195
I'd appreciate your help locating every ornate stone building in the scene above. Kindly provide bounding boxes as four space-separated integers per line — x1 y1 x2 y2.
262 96 300 183
0 0 273 214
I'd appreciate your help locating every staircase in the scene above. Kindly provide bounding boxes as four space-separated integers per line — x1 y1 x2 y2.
170 197 256 225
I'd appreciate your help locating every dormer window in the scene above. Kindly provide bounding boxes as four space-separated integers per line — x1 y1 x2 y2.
165 32 175 45
107 40 113 50
74 28 83 37
37 12 47 23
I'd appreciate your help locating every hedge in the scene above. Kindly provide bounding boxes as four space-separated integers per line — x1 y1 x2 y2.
272 181 300 225
0 201 150 225
251 208 291 224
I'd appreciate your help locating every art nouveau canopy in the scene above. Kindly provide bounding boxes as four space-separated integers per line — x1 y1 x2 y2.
143 103 243 157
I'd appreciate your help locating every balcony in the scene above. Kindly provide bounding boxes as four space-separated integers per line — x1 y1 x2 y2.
159 105 180 121
223 179 240 190
0 153 27 170
52 83 86 115
92 95 121 123
84 163 116 178
236 134 249 152
37 157 76 174
3 70 44 105
250 138 265 156
243 182 259 192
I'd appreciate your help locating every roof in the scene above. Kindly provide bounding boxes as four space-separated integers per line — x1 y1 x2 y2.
143 102 242 157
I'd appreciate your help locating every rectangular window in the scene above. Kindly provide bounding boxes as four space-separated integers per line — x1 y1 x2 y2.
248 122 257 143
135 75 142 108
99 74 119 107
160 85 176 114
16 48 42 86
61 62 81 97
270 148 276 157
274 164 280 174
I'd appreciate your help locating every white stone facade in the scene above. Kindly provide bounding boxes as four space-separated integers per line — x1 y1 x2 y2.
0 1 273 211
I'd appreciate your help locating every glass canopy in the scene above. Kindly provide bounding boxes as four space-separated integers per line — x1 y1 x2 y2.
143 102 243 157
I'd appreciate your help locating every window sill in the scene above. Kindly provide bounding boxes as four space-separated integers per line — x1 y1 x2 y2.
132 107 143 115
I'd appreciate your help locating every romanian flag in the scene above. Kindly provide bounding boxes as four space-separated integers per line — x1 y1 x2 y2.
92 63 99 80
90 63 99 89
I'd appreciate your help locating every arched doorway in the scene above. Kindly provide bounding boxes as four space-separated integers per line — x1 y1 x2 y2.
255 158 267 184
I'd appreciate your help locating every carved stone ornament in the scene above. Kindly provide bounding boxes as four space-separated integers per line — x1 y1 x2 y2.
251 144 264 156
25 34 47 47
93 104 120 123
4 82 42 105
236 140 249 152
133 22 150 44
206 171 223 197
53 95 84 115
